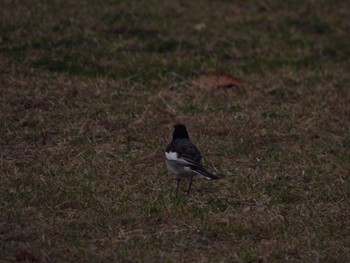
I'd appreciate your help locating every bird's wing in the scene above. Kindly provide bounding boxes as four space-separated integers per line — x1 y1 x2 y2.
169 156 200 169
165 139 219 180
173 138 203 163
179 154 203 167
173 154 218 180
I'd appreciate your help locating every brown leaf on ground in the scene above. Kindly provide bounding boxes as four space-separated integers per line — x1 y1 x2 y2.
193 72 245 91
15 251 37 262
131 152 163 168
57 200 82 210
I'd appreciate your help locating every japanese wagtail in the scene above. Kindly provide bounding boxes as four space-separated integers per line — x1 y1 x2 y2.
165 124 219 196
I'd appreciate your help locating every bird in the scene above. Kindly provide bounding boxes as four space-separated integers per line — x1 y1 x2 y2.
165 124 219 196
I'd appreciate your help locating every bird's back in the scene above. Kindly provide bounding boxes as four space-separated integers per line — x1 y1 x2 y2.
166 138 203 164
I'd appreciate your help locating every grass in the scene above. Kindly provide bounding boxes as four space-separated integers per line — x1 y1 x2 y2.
1 0 349 262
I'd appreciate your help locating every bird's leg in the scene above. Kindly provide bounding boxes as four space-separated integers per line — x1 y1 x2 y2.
187 177 193 196
176 178 181 197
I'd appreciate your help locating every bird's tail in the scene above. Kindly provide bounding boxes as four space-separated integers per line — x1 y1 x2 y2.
192 166 219 180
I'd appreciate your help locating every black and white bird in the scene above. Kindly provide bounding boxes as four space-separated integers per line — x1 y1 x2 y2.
165 124 219 196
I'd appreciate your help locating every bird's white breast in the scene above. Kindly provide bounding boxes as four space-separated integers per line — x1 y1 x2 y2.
165 151 179 161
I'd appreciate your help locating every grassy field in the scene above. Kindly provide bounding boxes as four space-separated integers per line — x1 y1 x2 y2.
1 0 349 262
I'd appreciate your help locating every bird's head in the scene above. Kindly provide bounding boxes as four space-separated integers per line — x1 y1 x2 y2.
173 124 189 139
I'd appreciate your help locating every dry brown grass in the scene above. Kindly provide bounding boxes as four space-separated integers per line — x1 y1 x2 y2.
1 0 350 262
